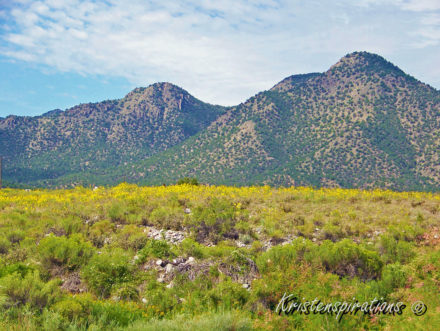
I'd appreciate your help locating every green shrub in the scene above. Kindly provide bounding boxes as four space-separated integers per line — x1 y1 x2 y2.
111 283 140 301
7 230 25 244
256 238 313 273
177 177 199 186
377 234 415 264
108 202 128 223
0 237 11 254
89 220 116 247
178 238 205 259
190 198 237 243
379 263 407 296
138 240 175 262
207 280 250 310
53 296 89 322
0 271 61 311
126 311 252 331
113 225 148 250
38 234 94 271
60 215 84 236
320 223 345 241
82 248 137 298
387 224 424 242
0 262 34 278
149 207 184 230
54 293 145 328
318 239 383 280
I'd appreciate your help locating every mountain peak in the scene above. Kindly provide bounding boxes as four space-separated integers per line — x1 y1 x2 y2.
129 82 185 94
329 51 404 76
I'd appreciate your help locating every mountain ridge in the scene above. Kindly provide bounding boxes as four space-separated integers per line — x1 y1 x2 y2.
1 51 440 191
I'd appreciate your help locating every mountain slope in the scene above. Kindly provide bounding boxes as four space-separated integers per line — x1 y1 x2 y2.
0 83 227 184
2 52 440 191
68 51 439 191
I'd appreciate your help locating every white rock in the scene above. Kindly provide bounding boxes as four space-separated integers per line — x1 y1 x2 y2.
242 283 250 289
165 263 174 273
156 259 163 267
157 277 165 283
184 208 191 214
187 257 195 264
142 298 147 304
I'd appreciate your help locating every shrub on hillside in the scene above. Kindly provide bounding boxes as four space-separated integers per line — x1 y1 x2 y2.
318 239 383 280
189 198 238 243
137 239 175 262
82 248 136 298
112 224 148 250
177 177 199 186
38 234 94 271
0 270 61 311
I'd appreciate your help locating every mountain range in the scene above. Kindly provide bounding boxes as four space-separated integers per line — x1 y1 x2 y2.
1 51 440 191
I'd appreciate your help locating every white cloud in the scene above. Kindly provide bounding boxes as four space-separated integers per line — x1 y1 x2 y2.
399 0 440 12
0 0 439 105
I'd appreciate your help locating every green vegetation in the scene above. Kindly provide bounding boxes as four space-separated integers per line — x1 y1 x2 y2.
2 52 440 191
0 184 439 330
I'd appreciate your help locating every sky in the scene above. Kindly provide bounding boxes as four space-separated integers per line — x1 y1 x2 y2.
0 0 439 117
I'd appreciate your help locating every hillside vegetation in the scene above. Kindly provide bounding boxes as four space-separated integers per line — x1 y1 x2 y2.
0 83 226 185
0 184 439 330
1 52 440 191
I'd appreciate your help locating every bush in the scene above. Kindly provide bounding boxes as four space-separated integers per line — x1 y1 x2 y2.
256 238 313 273
38 234 94 271
208 280 250 310
53 293 145 328
318 239 383 280
0 270 61 311
89 220 116 247
7 230 25 244
0 237 11 255
126 311 252 331
190 198 237 243
53 296 89 322
82 248 137 298
108 202 128 223
111 283 140 302
0 262 34 278
377 234 415 264
379 263 407 296
138 240 175 262
178 238 206 259
112 225 148 250
149 206 184 230
177 177 199 186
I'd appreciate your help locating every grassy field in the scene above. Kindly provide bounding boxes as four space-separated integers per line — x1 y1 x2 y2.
0 183 439 330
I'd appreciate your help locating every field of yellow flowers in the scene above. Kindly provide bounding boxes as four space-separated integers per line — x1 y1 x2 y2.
0 183 439 330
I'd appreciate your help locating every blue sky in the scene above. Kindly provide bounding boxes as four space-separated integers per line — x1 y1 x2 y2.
0 0 439 117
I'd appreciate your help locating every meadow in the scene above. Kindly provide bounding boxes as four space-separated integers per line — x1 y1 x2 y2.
0 183 439 330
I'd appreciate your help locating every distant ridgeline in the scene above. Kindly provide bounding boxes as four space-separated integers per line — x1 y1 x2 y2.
1 52 440 191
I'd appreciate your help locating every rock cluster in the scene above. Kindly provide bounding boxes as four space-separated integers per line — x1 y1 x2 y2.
143 226 186 244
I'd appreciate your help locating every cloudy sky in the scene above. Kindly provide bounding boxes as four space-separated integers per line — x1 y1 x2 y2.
0 0 439 117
